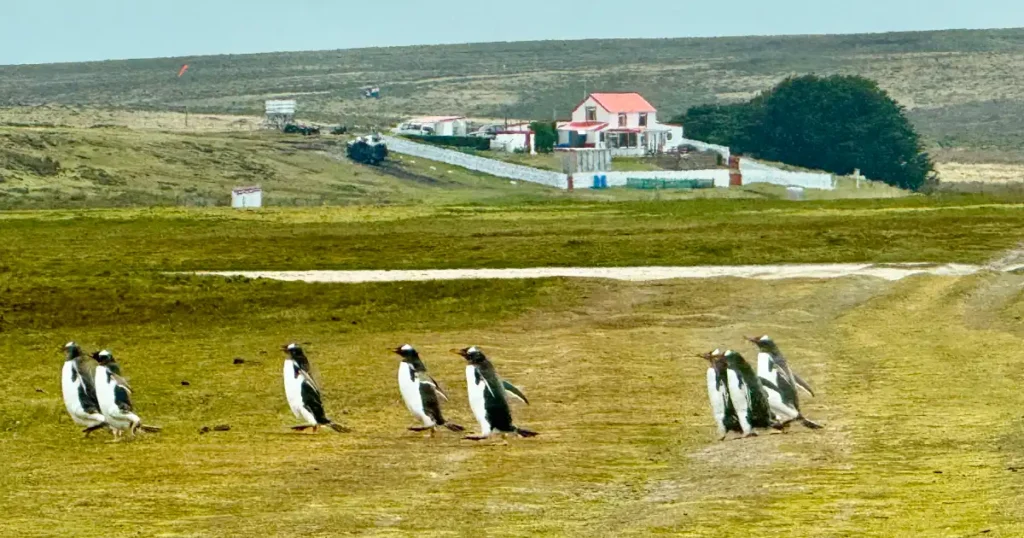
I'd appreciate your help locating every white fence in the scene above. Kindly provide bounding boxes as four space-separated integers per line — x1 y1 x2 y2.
382 136 568 188
740 159 835 190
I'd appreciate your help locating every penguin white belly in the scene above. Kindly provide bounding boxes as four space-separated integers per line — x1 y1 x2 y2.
283 360 316 426
398 363 431 426
757 352 775 380
61 362 102 427
94 366 137 431
726 368 752 435
706 368 728 436
466 365 490 436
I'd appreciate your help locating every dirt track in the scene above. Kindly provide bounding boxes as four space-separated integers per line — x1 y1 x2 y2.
194 262 1022 283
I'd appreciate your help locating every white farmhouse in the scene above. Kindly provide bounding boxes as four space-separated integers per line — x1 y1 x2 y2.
392 116 468 137
557 93 683 156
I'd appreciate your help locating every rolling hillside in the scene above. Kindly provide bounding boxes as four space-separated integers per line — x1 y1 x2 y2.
3 28 1024 152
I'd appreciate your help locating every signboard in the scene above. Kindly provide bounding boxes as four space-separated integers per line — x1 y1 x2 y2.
231 186 263 208
265 100 297 115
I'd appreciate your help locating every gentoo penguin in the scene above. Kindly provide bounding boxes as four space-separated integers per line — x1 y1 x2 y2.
282 343 349 433
698 348 742 440
92 350 161 438
392 345 463 435
452 346 537 441
746 335 822 430
723 350 775 437
60 342 107 436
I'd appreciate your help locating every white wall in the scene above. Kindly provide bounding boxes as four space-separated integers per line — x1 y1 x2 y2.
740 159 835 190
383 136 567 188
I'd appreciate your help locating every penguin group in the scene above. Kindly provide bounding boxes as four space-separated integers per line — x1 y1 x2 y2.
699 335 822 440
60 342 161 439
59 341 537 442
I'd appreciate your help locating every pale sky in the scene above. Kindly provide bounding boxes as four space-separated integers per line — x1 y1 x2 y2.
2 0 1024 65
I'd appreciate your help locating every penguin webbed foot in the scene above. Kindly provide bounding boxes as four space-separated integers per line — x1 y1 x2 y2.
139 425 162 433
408 426 433 432
463 434 490 441
291 425 313 432
515 428 539 438
444 423 465 432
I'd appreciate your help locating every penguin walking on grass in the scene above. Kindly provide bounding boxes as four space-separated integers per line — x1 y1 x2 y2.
282 343 349 433
746 335 822 430
723 350 776 437
60 342 107 436
92 350 161 439
698 348 742 441
452 347 537 441
392 345 463 436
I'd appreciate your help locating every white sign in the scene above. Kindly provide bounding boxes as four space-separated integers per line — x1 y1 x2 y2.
231 186 262 208
265 100 296 115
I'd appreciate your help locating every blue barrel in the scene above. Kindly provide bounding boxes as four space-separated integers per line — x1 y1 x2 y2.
600 175 608 189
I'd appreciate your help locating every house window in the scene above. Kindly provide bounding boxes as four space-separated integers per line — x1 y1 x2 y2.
618 113 627 127
585 107 597 122
599 132 606 142
639 113 648 127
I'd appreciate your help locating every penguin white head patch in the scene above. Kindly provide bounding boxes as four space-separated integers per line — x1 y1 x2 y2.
98 350 112 358
400 344 414 352
467 346 480 354
759 335 772 342
286 343 298 351
712 348 721 356
64 341 76 349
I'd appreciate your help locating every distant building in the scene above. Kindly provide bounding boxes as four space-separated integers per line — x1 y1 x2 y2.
392 116 468 137
489 123 536 154
231 186 262 208
557 93 683 156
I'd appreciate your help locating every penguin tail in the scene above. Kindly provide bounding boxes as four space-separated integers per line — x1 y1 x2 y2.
139 425 162 433
328 423 350 433
800 418 823 430
444 423 465 432
515 427 539 438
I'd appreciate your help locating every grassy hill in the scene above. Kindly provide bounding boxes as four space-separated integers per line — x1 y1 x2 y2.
3 28 1024 152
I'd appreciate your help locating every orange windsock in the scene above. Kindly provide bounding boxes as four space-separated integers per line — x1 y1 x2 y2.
177 64 190 77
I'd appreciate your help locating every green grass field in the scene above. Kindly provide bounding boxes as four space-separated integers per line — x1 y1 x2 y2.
2 199 1024 536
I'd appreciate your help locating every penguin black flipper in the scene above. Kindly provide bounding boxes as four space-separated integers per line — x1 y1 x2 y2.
77 365 102 413
793 373 815 397
481 378 516 433
501 381 529 405
418 382 446 427
299 382 330 425
111 374 134 413
427 375 449 401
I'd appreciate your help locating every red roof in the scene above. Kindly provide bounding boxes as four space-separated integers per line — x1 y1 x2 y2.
557 121 609 132
589 93 656 113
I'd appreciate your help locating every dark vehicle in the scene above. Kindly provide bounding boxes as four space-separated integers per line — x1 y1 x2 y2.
347 135 388 165
283 123 321 136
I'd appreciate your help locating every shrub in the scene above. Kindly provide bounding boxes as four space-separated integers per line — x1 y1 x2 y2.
530 122 557 153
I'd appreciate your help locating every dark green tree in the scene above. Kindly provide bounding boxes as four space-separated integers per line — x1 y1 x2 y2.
753 75 932 190
678 75 934 190
530 121 557 153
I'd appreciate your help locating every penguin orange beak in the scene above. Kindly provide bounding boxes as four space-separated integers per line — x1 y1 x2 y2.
391 347 404 355
450 348 468 357
744 336 760 344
